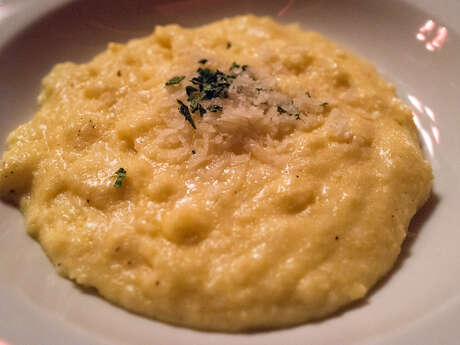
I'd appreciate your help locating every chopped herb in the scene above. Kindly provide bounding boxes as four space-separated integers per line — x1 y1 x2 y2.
191 150 196 154
277 106 287 114
229 62 240 71
186 85 198 96
276 105 302 119
229 62 248 72
188 92 201 112
165 75 185 86
175 61 249 125
177 100 196 129
198 103 207 116
207 104 223 112
306 91 311 98
226 41 232 49
113 168 127 188
192 67 233 100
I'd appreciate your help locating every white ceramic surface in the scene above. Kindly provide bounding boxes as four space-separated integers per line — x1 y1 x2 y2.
0 1 459 344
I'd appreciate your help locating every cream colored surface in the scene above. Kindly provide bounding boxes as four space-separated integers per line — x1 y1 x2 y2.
0 16 432 331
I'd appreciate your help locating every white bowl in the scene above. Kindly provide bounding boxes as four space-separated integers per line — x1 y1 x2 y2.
1 0 459 344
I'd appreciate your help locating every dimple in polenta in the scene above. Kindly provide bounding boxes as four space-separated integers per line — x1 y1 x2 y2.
0 16 432 331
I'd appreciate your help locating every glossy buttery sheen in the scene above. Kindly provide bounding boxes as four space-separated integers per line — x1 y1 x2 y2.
0 16 432 331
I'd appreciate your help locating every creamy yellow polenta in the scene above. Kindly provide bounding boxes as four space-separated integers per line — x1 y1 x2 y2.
0 16 432 331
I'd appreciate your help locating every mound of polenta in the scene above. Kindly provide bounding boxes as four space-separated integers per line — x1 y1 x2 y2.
0 16 432 331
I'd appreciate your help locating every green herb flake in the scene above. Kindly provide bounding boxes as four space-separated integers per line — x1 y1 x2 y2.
229 62 240 71
189 94 200 113
165 75 185 86
177 99 196 129
198 103 207 117
113 168 127 188
207 104 223 112
229 62 248 76
186 85 198 97
192 67 233 100
277 106 287 114
175 61 249 125
226 41 232 49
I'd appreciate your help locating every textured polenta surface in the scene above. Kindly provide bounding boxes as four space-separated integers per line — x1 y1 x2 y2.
0 16 432 331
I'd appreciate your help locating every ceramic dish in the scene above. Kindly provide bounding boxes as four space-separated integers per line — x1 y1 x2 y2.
0 0 459 344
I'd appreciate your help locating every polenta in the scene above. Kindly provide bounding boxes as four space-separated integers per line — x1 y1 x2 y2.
0 16 432 331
